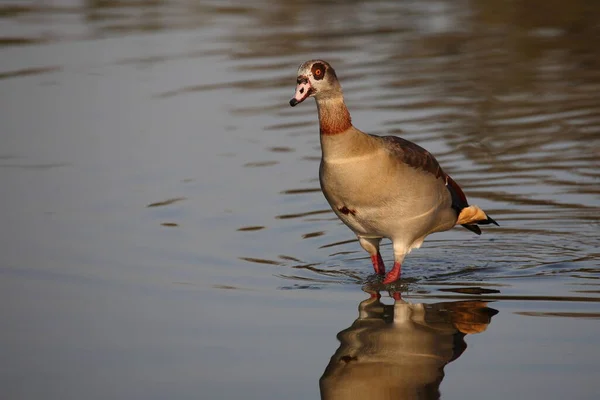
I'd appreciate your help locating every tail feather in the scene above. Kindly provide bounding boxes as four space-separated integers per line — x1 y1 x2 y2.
461 224 482 235
480 214 499 226
457 205 499 235
445 174 499 235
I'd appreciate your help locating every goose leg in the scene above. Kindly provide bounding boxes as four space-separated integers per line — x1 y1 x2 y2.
370 253 386 275
358 236 385 275
384 242 407 284
383 262 401 284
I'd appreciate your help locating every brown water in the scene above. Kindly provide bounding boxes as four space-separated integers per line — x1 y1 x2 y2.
1 1 599 399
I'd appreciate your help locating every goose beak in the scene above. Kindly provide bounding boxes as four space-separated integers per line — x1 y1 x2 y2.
289 79 312 107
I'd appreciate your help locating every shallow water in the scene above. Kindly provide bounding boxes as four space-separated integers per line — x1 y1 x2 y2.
1 1 599 399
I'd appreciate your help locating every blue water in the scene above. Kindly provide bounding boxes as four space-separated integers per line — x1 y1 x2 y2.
1 1 598 399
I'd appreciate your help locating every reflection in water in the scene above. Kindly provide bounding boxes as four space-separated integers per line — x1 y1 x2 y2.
320 292 497 400
0 66 61 80
146 197 186 208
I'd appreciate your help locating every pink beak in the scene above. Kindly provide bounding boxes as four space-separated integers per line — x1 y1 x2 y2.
289 80 312 107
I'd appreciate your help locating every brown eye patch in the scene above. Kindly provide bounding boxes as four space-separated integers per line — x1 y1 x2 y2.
311 62 326 80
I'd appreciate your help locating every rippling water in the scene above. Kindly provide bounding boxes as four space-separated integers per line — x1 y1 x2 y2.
1 1 599 399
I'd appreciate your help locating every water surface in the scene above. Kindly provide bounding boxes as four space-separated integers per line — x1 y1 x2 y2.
1 1 599 399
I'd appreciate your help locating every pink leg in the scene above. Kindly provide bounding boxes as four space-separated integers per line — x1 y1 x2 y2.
370 253 386 275
383 261 401 284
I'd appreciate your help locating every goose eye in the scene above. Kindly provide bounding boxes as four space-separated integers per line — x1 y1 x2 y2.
311 63 326 80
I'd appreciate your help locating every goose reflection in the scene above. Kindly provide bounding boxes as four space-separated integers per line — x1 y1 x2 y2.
320 292 498 400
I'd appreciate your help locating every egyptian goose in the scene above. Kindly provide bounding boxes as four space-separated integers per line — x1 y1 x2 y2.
289 60 498 284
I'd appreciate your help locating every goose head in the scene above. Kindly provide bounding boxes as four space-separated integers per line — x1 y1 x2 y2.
289 59 342 107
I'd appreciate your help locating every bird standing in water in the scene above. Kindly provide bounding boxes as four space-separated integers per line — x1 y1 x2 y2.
289 60 498 284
